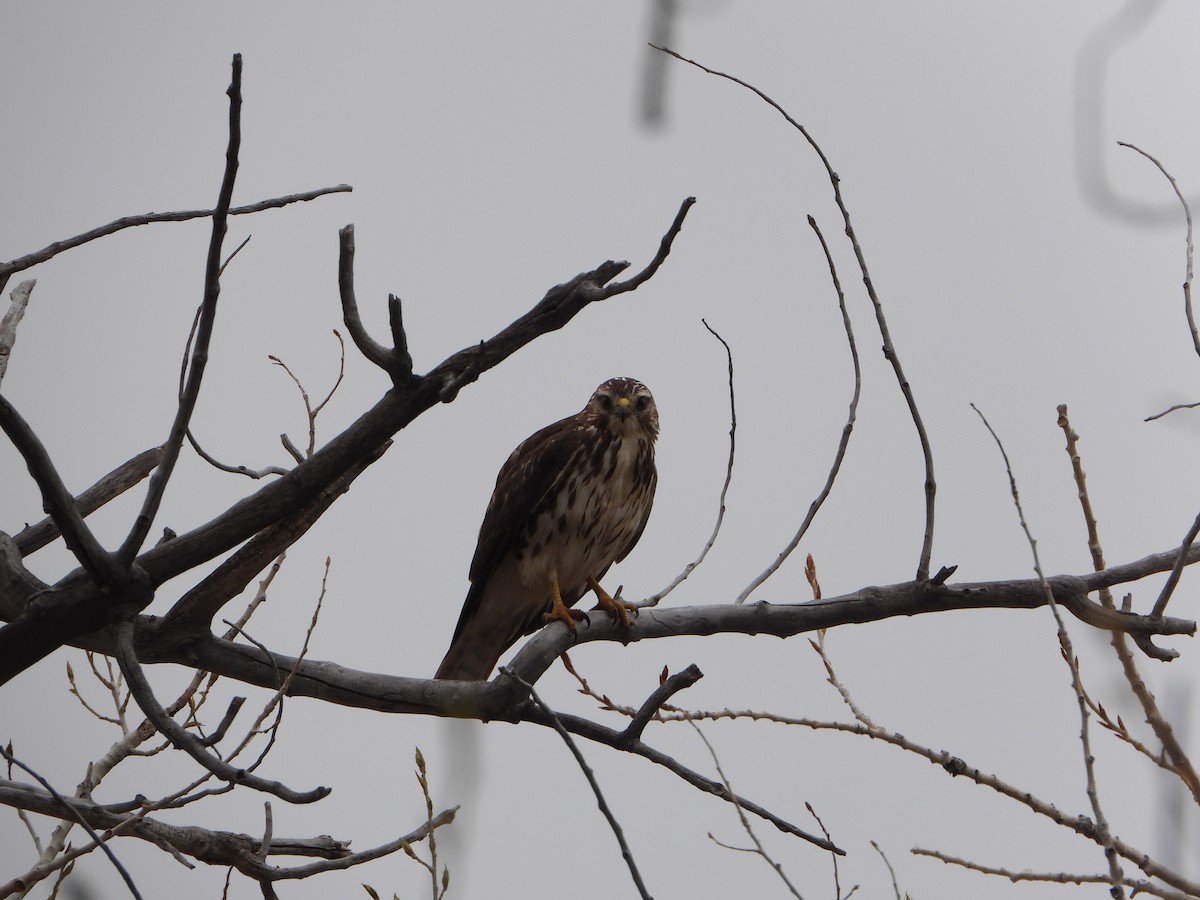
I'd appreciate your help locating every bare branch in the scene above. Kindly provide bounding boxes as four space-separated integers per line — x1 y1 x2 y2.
0 187 351 292
0 747 144 900
158 442 386 634
1058 405 1200 801
0 279 35 386
972 403 1125 897
602 196 696 296
738 214 862 602
642 319 735 605
503 668 654 900
912 848 1194 900
1118 142 1197 358
620 664 703 744
337 224 398 373
657 46 938 582
528 705 843 855
13 446 163 557
0 393 119 583
113 619 330 805
119 54 244 564
388 295 415 386
688 719 805 899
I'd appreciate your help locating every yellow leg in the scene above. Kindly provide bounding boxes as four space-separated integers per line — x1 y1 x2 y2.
542 576 589 632
587 576 635 628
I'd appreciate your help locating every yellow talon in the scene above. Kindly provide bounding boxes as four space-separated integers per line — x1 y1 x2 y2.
543 576 589 631
588 576 635 628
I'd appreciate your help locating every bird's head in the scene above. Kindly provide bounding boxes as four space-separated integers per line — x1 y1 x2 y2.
585 377 659 440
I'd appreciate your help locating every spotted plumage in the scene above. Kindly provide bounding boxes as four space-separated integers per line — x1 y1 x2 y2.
434 377 659 680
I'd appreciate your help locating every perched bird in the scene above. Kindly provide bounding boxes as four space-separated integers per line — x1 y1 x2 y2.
435 377 659 680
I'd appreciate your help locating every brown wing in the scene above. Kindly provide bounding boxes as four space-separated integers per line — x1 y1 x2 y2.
447 413 589 646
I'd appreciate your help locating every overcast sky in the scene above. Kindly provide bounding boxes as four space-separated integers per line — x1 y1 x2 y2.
5 3 1200 898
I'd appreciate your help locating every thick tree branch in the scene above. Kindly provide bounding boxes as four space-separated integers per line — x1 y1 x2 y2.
0 394 120 585
158 444 387 634
2 546 1185 724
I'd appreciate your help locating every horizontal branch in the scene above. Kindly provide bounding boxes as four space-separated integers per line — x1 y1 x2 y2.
0 185 352 293
0 776 444 886
1 544 1185 726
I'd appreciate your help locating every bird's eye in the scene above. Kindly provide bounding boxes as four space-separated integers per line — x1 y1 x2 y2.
597 394 613 411
635 395 651 412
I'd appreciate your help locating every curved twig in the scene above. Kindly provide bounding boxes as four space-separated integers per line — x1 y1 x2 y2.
658 45 938 583
0 187 351 296
113 619 329 804
602 196 695 296
642 319 735 605
337 224 397 373
738 214 862 602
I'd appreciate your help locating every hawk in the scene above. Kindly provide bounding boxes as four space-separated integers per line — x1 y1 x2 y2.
435 377 659 680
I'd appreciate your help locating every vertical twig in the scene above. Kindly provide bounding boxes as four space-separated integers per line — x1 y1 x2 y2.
1057 405 1200 802
642 319 736 605
119 54 244 563
738 215 861 602
656 46 938 582
972 403 1126 897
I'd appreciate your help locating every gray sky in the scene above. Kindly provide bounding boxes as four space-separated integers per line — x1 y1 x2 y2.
4 2 1200 897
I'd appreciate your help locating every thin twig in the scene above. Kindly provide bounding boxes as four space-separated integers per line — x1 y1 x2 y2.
113 618 330 804
1118 142 1196 359
806 804 844 899
0 746 144 900
657 45 937 582
642 320 736 605
602 196 696 296
1152 509 1200 620
687 718 805 899
1057 405 1200 801
913 848 1192 900
870 841 902 900
738 214 862 602
972 403 1125 897
119 54 244 563
0 187 351 291
500 667 655 900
